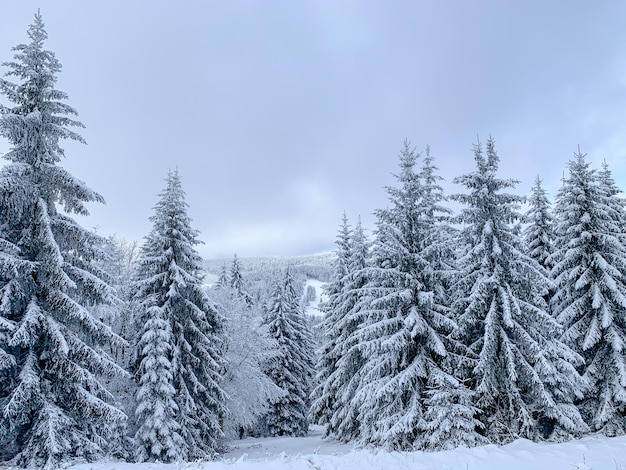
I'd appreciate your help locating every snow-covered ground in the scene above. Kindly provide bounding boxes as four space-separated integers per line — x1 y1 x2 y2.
65 425 626 470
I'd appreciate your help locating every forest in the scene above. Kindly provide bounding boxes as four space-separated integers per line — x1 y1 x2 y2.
1 12 626 470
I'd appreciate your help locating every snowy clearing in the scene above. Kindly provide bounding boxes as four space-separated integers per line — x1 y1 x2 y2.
303 278 327 317
63 426 626 470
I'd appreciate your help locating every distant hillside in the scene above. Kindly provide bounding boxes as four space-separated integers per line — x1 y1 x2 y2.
203 254 332 349
203 252 335 283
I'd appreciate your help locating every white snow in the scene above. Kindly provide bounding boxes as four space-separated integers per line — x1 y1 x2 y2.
303 279 327 317
64 425 626 470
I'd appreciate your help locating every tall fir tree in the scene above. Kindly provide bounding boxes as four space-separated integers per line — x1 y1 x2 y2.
0 13 127 468
323 216 370 442
229 254 253 306
417 145 458 324
215 264 229 289
414 146 482 450
524 176 556 272
351 142 459 450
134 170 226 461
550 152 626 435
263 268 315 437
309 212 352 431
597 160 626 239
452 138 587 443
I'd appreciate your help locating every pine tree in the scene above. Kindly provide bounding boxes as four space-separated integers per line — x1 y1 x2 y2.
134 170 226 461
0 13 127 468
229 254 253 306
215 264 229 289
420 369 485 450
550 152 626 435
134 305 184 462
263 268 315 437
419 145 453 229
411 148 485 450
351 142 458 450
524 176 556 272
452 138 587 443
324 216 370 442
309 212 352 431
597 160 626 239
417 145 458 323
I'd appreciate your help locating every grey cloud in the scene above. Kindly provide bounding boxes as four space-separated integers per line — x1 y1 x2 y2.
1 1 626 258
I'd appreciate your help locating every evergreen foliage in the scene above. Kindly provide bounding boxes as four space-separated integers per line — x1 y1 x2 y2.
215 264 229 289
90 236 140 370
598 160 626 239
323 216 370 441
351 142 460 450
5 17 626 454
0 13 127 468
108 237 140 366
263 268 315 437
524 176 556 271
452 138 587 443
420 369 486 450
134 306 183 462
88 236 140 460
416 145 458 322
229 254 253 306
133 170 226 461
309 213 352 430
311 214 373 442
550 152 626 435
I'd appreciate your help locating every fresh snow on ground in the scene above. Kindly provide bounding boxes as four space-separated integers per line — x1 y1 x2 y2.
63 425 626 470
303 279 326 317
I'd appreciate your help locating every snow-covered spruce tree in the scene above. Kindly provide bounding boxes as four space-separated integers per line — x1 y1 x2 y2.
134 170 226 461
351 141 461 450
549 152 626 435
417 145 459 314
215 263 229 289
598 160 626 240
229 253 253 306
212 257 282 439
451 138 587 443
413 146 484 450
0 13 127 468
263 267 315 437
309 212 352 431
524 176 556 272
134 303 184 462
420 368 485 450
323 216 371 442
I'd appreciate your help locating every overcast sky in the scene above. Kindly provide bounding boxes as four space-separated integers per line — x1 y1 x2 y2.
1 1 626 259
